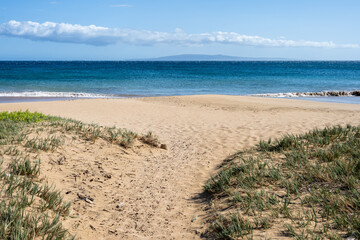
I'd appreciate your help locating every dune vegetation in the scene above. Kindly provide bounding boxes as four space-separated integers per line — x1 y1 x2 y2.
204 125 360 239
0 110 160 239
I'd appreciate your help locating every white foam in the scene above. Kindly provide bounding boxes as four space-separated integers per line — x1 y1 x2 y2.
0 91 120 98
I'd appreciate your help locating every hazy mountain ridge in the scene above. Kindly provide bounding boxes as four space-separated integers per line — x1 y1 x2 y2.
131 54 289 61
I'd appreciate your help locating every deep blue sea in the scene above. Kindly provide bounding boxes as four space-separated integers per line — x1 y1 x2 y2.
0 61 360 103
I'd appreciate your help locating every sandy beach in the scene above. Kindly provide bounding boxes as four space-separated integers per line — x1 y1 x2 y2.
0 95 359 239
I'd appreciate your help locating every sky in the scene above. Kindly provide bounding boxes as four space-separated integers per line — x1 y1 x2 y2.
0 0 359 60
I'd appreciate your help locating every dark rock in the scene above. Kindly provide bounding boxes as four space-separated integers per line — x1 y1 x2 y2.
352 90 360 96
104 173 112 179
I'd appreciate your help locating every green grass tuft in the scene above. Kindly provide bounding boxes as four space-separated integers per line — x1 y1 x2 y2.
204 125 360 239
0 110 58 123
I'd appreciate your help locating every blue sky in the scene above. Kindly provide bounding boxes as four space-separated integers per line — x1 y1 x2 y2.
0 0 359 60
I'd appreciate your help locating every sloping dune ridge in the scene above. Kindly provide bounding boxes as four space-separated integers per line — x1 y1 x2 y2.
1 95 360 239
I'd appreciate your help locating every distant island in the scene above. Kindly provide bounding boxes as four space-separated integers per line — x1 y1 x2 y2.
130 54 289 61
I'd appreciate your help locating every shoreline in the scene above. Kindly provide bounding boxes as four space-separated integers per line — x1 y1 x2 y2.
0 95 359 239
286 96 360 104
1 94 360 105
0 96 77 103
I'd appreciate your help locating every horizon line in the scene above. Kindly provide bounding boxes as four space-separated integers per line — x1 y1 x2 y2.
1 59 360 61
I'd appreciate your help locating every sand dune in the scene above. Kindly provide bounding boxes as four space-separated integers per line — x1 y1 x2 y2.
1 95 359 239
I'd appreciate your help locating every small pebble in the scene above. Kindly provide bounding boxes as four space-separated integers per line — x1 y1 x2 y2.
116 202 125 209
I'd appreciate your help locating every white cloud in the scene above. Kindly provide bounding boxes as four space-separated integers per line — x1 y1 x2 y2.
0 20 358 48
110 4 132 7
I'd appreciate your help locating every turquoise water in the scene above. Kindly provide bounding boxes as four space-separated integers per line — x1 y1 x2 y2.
0 61 359 103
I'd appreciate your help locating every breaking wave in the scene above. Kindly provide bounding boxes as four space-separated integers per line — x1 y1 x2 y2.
0 91 134 98
252 90 360 98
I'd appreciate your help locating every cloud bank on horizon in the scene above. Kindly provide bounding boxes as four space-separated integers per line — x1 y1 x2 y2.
0 20 358 48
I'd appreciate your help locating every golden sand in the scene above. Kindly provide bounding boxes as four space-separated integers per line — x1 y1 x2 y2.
1 95 359 239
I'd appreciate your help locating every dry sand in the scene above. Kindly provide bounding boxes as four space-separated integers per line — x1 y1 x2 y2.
0 95 360 239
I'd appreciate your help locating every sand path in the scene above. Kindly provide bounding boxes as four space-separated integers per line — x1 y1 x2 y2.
1 95 360 239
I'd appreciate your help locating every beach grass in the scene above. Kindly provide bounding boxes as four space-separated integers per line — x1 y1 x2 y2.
0 110 162 239
204 124 360 239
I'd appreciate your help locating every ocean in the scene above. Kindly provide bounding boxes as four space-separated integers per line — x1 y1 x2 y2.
0 61 360 103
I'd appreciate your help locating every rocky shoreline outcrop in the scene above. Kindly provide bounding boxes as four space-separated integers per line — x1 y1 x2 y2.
254 90 360 97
